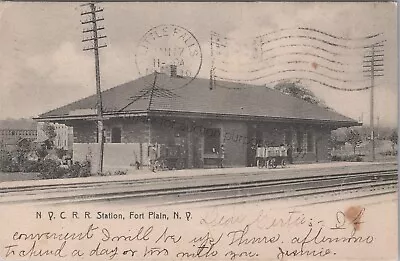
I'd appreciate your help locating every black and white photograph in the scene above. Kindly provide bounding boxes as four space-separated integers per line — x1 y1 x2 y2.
0 1 397 260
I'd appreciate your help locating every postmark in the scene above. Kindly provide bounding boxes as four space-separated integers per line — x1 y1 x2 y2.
210 28 385 92
135 24 202 90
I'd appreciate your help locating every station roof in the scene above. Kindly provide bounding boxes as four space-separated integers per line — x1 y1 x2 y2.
37 72 360 127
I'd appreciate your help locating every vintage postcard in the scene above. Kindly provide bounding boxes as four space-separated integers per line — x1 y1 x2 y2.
0 1 397 261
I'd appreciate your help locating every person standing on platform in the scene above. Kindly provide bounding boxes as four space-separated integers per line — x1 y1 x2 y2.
149 144 158 172
219 144 225 168
287 144 293 164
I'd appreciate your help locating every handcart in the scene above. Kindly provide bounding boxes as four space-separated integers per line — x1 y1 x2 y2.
158 144 187 170
256 146 287 168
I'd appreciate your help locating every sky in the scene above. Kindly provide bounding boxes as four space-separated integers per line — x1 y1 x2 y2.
0 2 397 127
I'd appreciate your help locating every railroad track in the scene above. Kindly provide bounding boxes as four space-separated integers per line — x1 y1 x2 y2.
168 171 398 207
0 163 395 195
0 167 397 206
90 169 398 207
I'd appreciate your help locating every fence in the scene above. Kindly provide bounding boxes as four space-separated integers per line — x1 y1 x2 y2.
73 143 150 171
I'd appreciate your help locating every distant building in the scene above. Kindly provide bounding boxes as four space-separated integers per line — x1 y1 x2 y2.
0 119 38 151
0 129 37 152
37 122 73 151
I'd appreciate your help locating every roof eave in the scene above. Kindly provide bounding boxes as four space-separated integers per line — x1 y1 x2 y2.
34 109 361 128
147 110 360 127
34 111 149 121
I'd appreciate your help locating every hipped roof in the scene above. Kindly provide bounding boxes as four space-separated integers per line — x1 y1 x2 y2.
37 73 359 127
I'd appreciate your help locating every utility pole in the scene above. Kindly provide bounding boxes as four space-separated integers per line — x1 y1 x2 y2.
376 116 380 139
81 2 107 173
363 43 384 162
210 32 216 90
209 32 227 90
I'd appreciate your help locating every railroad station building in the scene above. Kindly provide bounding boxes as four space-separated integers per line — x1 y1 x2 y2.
36 71 361 170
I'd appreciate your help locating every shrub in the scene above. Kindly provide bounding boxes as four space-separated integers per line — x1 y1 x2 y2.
0 150 15 172
96 170 126 176
67 161 91 178
55 148 68 159
331 155 363 162
97 171 112 176
38 159 68 180
20 159 41 172
36 146 48 159
114 170 127 175
380 150 398 156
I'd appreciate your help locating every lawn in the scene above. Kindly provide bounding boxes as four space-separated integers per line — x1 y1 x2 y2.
0 171 39 182
332 140 396 156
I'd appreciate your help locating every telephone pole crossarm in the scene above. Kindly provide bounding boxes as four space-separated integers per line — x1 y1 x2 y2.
363 42 385 162
81 2 107 173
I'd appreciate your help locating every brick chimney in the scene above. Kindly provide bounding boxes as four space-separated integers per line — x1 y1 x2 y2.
170 64 177 77
160 64 178 77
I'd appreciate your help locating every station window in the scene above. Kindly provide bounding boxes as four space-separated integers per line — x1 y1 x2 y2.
204 128 221 154
284 129 292 145
296 130 303 152
111 127 122 143
307 130 314 152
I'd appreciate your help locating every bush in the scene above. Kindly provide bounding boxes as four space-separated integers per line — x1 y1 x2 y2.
97 171 112 176
36 146 48 160
38 159 68 180
55 148 68 159
67 161 91 178
331 155 341 161
380 150 398 156
96 170 127 176
19 159 41 172
0 150 15 172
114 170 127 176
1 151 41 173
331 155 363 162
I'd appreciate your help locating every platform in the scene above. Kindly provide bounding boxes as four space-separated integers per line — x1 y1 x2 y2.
0 161 397 190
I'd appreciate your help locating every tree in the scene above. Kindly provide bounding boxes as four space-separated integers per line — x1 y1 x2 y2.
36 145 49 160
42 123 56 149
330 128 347 150
15 138 32 164
378 127 396 140
273 80 330 109
345 128 362 155
389 130 398 155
